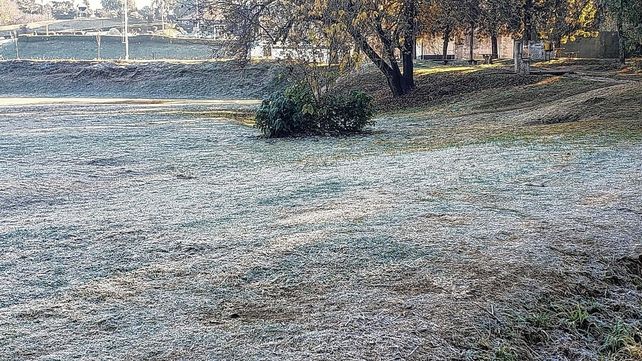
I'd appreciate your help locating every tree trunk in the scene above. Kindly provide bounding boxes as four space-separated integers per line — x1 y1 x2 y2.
469 23 475 64
491 33 498 59
552 0 564 48
402 45 414 92
347 26 406 97
523 0 534 42
385 69 406 97
389 59 406 95
617 6 626 65
442 28 450 64
401 0 416 93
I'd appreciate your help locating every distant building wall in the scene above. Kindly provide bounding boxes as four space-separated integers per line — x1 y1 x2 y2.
562 32 619 58
455 34 514 60
415 37 456 59
418 32 620 60
251 43 330 61
416 34 514 60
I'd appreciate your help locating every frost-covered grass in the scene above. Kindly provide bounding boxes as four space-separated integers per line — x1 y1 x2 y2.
1 78 641 359
0 60 288 99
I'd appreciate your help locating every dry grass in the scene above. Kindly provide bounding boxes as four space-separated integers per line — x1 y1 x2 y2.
337 64 545 113
337 59 642 116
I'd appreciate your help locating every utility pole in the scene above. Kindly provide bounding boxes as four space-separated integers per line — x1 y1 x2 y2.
161 0 165 31
96 31 102 60
124 0 130 60
195 0 200 36
12 31 19 60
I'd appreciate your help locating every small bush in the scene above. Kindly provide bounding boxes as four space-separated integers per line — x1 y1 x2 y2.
255 84 374 138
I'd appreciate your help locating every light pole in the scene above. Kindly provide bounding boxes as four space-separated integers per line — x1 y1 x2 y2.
12 31 19 60
96 31 102 59
160 0 166 32
195 0 200 36
124 0 130 60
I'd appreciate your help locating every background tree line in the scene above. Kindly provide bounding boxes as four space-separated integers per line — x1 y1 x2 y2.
206 0 641 97
0 0 50 25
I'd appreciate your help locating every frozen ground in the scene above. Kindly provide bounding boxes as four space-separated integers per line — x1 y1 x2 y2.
1 79 641 359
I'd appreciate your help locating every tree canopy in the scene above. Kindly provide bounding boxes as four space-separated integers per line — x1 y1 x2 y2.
210 0 641 97
101 0 136 13
600 0 642 62
213 0 418 96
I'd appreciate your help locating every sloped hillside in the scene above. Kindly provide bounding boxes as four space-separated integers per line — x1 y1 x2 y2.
0 60 288 99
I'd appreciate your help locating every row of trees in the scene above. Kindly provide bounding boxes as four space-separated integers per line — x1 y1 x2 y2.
208 0 641 97
0 0 49 25
101 0 138 14
102 0 192 25
606 0 642 63
0 0 116 23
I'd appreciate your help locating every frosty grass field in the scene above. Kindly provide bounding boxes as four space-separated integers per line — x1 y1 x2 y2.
1 76 641 359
